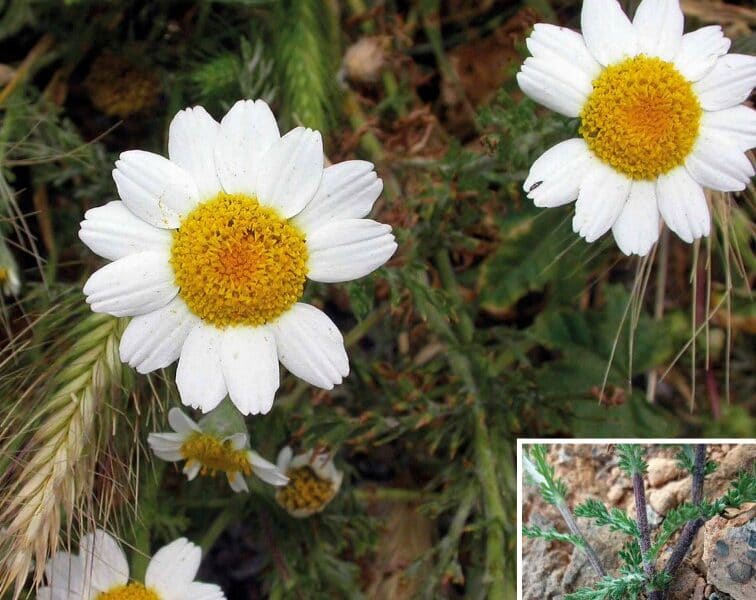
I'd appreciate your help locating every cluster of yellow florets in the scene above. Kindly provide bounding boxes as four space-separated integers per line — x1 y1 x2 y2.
85 51 161 119
276 466 335 512
180 432 253 477
96 584 160 600
580 55 701 180
171 193 309 328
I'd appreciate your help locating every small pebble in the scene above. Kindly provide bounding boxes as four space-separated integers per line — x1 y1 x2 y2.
725 560 753 583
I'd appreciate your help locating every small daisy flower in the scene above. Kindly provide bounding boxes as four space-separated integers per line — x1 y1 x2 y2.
37 529 224 600
517 0 756 256
79 99 397 415
148 407 288 493
274 446 344 518
0 239 20 297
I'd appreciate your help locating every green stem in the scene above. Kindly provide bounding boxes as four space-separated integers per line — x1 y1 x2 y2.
426 249 509 598
131 462 165 580
199 494 249 554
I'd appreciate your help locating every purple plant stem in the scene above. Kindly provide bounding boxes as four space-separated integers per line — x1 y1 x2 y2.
633 471 662 599
664 445 707 580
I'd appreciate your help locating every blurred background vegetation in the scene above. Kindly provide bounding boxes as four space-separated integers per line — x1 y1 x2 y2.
0 0 753 598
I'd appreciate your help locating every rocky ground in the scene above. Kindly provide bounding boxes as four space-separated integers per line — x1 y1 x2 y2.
522 444 756 599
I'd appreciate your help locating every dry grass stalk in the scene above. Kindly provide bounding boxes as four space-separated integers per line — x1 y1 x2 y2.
0 312 126 597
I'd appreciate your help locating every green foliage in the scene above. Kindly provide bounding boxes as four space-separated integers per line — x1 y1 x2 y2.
272 0 338 132
676 445 716 476
522 524 585 548
616 444 647 477
525 445 567 506
564 571 646 600
574 499 640 538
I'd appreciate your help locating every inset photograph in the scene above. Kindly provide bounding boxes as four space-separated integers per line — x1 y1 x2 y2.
519 441 756 600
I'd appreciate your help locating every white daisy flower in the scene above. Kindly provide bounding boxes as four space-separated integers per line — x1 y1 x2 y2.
79 99 397 415
37 529 224 600
148 407 288 493
517 0 756 256
274 446 344 518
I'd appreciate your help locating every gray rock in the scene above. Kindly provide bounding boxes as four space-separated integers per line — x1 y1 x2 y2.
706 518 756 599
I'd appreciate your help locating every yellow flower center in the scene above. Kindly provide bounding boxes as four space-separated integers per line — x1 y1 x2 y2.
180 432 253 476
276 466 335 513
171 193 308 327
0 267 7 283
96 584 160 600
579 55 702 180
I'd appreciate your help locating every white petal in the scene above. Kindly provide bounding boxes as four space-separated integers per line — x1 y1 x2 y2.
307 219 396 283
78 530 128 592
270 303 348 390
526 24 601 82
215 99 280 197
168 106 222 202
227 471 249 493
113 151 199 229
573 161 631 243
82 251 178 317
176 324 227 413
524 139 592 207
145 538 201 599
632 0 683 61
147 433 185 461
183 460 201 481
516 58 589 118
701 105 756 152
657 166 710 243
251 452 290 487
255 127 324 218
293 161 383 233
43 552 85 598
119 297 199 374
685 131 755 192
674 26 731 83
694 54 756 111
79 201 172 261
225 433 248 451
581 0 637 66
276 446 293 471
611 180 660 256
168 407 201 434
220 326 279 416
175 582 225 600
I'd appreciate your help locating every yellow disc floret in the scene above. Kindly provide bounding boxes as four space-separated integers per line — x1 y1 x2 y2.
276 466 335 513
580 55 702 180
171 193 308 327
97 584 160 600
180 432 253 476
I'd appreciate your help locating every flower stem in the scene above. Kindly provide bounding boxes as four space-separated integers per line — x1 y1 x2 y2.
663 444 707 579
430 249 510 598
556 499 607 577
199 493 248 555
633 470 661 599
